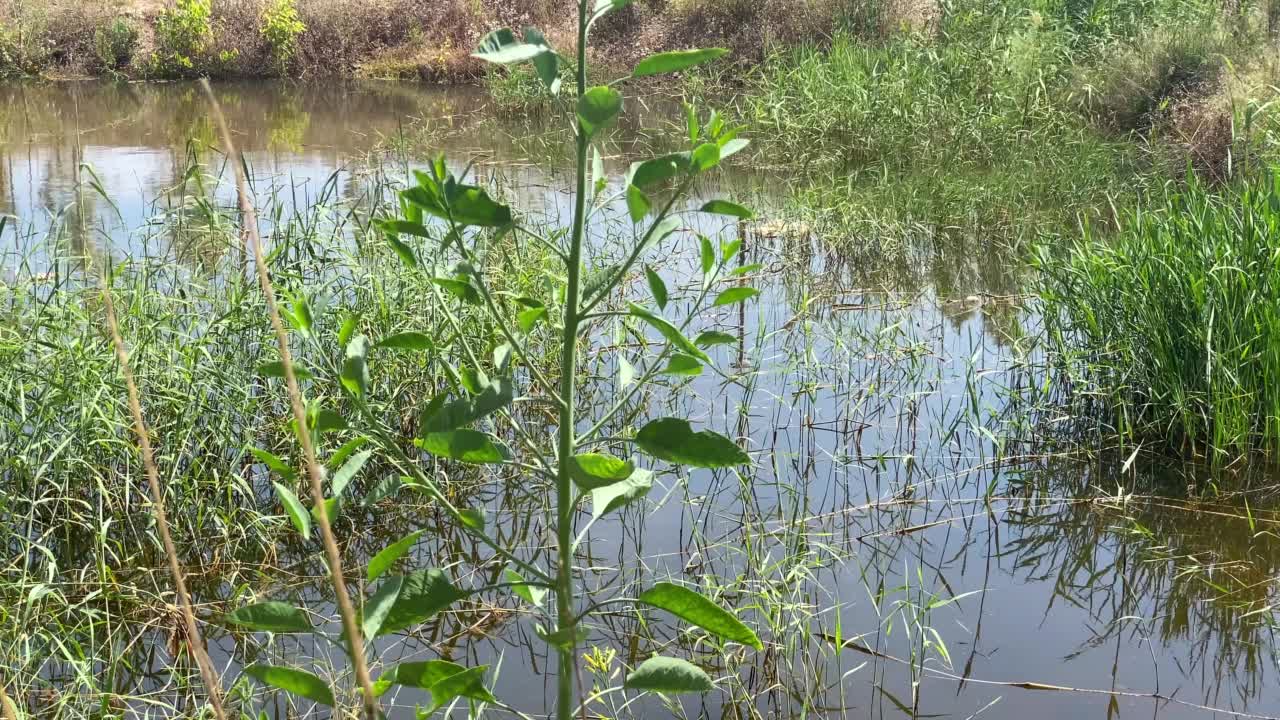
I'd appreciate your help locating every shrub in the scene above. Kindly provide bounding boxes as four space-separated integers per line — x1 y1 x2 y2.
261 0 306 71
93 17 138 71
1073 26 1232 132
1035 175 1280 460
152 0 213 75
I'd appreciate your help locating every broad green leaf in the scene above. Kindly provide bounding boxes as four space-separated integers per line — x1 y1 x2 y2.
635 417 749 468
731 263 764 277
505 569 547 606
417 430 507 464
706 110 724 138
712 287 759 306
385 231 418 267
226 601 312 634
290 295 315 338
341 335 369 397
644 265 668 310
378 219 433 237
330 449 372 498
629 155 684 188
244 664 334 706
701 200 754 219
699 235 715 278
457 365 488 394
376 569 467 636
376 332 434 351
473 28 549 64
592 147 607 194
627 185 651 222
692 143 720 172
309 408 347 433
591 469 654 522
423 665 496 712
624 656 712 694
401 185 447 220
257 361 313 382
251 448 296 481
309 496 340 527
628 303 710 363
329 436 369 470
338 313 359 348
363 474 403 506
569 453 635 490
578 86 622 137
362 574 402 639
388 659 467 689
433 277 482 305
618 355 636 389
721 238 742 262
518 305 548 332
367 530 423 582
272 481 310 540
695 330 737 348
632 48 728 78
583 263 623 305
536 623 591 649
420 378 514 433
685 102 699 143
493 342 512 372
387 660 496 712
638 582 763 649
591 0 633 23
662 354 703 377
459 507 486 532
407 182 512 228
719 138 749 161
449 187 514 227
523 27 560 93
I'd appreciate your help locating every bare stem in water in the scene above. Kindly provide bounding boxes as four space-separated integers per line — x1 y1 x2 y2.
97 262 229 720
199 79 379 719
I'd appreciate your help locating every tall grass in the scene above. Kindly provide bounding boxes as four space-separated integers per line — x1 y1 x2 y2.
1036 174 1280 461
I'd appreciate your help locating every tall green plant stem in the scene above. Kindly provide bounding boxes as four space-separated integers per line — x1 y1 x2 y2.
554 3 591 719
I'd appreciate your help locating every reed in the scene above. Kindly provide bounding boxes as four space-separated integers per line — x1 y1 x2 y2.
1036 173 1280 461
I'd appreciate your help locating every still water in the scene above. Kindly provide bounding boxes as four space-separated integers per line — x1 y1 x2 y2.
3 80 1279 720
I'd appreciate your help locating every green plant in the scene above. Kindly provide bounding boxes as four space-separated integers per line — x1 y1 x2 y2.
204 3 766 719
1036 173 1280 462
152 0 213 75
93 17 138 71
261 0 306 71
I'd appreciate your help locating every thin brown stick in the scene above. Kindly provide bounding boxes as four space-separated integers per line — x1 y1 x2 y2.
198 79 379 719
98 269 229 720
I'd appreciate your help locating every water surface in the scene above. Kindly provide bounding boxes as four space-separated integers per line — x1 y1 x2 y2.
2 79 1278 720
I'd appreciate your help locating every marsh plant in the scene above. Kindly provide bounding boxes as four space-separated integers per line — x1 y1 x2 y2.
1036 173 1280 463
214 1 764 717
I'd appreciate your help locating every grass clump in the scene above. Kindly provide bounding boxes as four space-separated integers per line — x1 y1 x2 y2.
1036 174 1280 461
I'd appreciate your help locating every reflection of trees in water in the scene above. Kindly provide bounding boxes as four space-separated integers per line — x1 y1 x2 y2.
1000 457 1280 708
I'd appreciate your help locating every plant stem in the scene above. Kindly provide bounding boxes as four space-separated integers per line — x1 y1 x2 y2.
199 80 379 720
555 4 591 719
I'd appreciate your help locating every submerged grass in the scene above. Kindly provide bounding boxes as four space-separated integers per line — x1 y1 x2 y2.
1036 173 1280 462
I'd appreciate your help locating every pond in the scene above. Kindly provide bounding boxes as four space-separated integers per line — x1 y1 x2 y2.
2 80 1278 720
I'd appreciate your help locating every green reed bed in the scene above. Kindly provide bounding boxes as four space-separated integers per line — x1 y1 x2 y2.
1036 174 1280 461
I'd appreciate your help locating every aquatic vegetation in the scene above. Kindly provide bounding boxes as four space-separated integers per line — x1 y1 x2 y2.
1036 173 1280 462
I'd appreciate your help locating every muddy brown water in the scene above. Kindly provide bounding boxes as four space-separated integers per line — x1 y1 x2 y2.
3 80 1279 720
